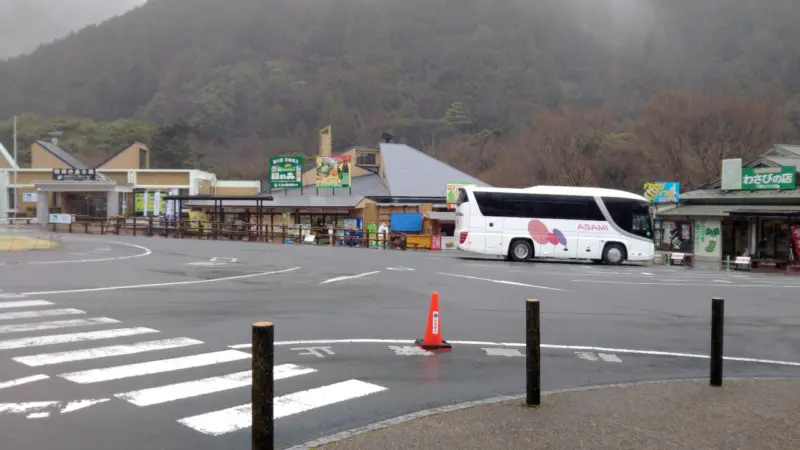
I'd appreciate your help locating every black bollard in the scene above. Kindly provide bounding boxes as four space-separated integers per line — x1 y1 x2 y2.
526 299 541 406
252 322 274 450
710 298 724 387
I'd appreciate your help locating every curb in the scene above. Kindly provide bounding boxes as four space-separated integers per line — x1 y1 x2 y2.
285 376 800 449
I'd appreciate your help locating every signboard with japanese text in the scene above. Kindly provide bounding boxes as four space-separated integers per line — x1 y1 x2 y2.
52 168 97 181
445 183 474 210
269 156 303 189
741 166 795 190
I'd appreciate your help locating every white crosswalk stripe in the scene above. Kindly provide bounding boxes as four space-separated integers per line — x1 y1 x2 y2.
13 337 203 367
0 294 389 436
60 349 251 384
0 327 159 351
115 364 316 407
0 317 120 335
0 300 53 309
178 379 388 435
0 308 85 321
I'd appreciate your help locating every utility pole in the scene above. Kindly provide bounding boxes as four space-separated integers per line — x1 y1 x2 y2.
12 116 17 217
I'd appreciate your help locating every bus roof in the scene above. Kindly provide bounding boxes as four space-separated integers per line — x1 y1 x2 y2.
464 185 647 201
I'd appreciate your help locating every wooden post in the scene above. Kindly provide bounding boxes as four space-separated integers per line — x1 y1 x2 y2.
252 322 274 450
526 299 541 406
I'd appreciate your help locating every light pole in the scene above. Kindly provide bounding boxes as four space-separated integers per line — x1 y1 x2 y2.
12 116 17 217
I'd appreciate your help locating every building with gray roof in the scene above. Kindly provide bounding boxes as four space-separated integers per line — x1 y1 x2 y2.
655 144 800 269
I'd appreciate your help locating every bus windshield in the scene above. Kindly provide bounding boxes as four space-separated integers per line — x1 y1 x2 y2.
602 197 653 239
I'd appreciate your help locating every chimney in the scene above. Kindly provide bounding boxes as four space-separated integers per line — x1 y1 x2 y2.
319 125 332 157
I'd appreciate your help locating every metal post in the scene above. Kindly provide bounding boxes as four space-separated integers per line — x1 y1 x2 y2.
252 321 274 450
726 255 730 272
526 299 541 406
710 297 724 387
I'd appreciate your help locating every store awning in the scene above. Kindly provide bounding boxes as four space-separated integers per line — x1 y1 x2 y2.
655 205 734 217
657 204 800 218
728 207 800 217
425 211 456 221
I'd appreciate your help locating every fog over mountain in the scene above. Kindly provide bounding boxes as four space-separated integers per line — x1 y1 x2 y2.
0 0 147 59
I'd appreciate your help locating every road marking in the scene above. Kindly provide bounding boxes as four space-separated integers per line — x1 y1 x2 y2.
0 308 85 321
599 353 622 362
14 337 203 367
0 300 53 309
0 327 158 351
483 348 523 357
575 351 598 361
570 279 800 288
0 294 28 299
116 364 315 406
21 267 302 296
210 257 237 263
20 240 151 265
320 271 380 284
0 399 109 417
0 374 49 390
0 317 120 335
290 346 335 358
386 267 414 271
60 349 251 384
438 273 565 291
229 339 800 368
178 379 387 436
388 345 433 356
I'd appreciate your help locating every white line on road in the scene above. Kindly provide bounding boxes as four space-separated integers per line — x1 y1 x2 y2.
21 240 152 265
14 337 203 367
230 339 800 367
0 300 53 309
0 327 158 351
438 273 565 291
116 364 315 406
0 374 49 390
570 279 800 288
0 294 28 299
22 267 302 296
0 317 120 335
0 399 109 416
178 379 387 435
320 271 380 284
61 349 251 384
0 309 85 321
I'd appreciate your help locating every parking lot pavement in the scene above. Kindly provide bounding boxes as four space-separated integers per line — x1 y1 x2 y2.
0 235 798 449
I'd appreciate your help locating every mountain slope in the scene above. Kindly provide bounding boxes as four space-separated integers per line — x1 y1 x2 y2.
0 0 798 182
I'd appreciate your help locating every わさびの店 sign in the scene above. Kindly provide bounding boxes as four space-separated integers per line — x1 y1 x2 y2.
741 167 795 190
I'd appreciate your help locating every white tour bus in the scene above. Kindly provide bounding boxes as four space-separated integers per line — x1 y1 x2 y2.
455 185 654 264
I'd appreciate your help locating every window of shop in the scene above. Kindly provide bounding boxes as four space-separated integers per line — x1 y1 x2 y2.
658 219 693 252
758 219 792 260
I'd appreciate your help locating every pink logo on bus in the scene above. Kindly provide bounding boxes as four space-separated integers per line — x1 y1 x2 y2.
528 220 566 246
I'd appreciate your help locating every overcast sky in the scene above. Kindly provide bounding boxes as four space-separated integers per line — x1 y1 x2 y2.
0 0 147 59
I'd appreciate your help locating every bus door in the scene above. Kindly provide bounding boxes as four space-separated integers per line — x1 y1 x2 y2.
485 216 503 253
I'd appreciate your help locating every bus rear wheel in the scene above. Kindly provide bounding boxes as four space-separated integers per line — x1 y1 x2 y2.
602 244 625 265
509 240 533 262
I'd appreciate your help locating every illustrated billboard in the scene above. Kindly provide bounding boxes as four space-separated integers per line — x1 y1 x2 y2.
643 182 680 203
269 156 303 189
316 155 351 188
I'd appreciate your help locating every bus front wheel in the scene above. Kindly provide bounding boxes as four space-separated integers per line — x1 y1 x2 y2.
602 244 625 265
509 240 533 262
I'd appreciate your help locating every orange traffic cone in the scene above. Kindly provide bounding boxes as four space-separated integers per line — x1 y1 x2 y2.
415 291 452 351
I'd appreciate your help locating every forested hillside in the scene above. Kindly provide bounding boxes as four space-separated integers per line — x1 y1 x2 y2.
0 0 798 188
